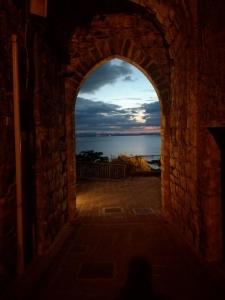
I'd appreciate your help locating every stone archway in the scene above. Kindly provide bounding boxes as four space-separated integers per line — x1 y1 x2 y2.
64 12 172 221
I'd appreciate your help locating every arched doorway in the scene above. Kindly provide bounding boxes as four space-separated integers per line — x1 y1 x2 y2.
74 57 161 215
65 56 170 221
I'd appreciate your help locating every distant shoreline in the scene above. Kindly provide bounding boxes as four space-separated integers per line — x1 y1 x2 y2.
76 134 160 158
76 133 160 138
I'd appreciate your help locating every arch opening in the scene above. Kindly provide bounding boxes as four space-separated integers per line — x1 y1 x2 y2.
73 58 162 215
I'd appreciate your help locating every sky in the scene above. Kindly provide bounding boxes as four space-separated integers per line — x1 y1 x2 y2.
75 58 160 135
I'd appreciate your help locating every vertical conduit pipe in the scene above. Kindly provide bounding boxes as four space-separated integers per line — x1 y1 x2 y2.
12 34 24 274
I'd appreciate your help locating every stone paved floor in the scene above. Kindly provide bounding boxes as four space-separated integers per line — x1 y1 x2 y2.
31 177 225 300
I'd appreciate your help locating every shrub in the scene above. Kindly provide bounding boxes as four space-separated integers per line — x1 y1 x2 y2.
76 150 109 163
112 155 151 175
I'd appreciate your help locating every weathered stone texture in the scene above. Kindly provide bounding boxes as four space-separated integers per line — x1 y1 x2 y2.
0 4 19 289
33 35 68 254
196 0 225 260
167 36 201 253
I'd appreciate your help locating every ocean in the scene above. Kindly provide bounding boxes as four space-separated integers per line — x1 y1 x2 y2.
76 134 160 160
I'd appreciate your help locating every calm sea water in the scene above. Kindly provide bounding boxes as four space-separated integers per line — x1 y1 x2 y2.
76 134 160 159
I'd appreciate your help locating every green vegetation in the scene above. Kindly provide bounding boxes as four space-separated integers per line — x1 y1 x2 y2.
76 150 109 163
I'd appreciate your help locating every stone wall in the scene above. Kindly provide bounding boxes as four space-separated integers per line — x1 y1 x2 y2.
131 0 224 261
161 0 225 260
0 1 69 289
196 0 225 260
33 31 68 254
168 30 201 253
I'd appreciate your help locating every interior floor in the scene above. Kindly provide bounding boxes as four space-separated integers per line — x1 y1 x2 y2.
7 177 223 300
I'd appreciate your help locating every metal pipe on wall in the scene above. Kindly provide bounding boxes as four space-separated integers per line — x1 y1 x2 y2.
12 34 24 274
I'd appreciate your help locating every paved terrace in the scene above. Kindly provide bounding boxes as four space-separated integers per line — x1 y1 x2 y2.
5 177 225 300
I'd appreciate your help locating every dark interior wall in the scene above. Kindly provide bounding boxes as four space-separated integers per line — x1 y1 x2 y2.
11 0 26 10
0 1 23 291
32 27 68 255
0 0 69 289
208 128 225 258
168 36 200 252
160 1 202 256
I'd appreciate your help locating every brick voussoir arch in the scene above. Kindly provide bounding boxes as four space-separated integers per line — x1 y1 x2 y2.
67 49 170 112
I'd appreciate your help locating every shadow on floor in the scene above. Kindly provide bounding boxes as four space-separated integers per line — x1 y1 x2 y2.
117 256 164 300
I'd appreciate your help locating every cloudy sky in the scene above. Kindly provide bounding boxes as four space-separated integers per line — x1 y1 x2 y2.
75 59 160 135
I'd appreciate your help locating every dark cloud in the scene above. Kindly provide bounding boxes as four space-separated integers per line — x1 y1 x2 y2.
123 75 134 82
142 101 160 126
75 97 145 132
144 113 160 126
111 97 141 101
142 101 160 113
75 98 161 133
111 96 158 102
79 61 133 94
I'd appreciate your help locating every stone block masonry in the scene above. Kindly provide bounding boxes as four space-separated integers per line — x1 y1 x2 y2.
33 34 68 254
